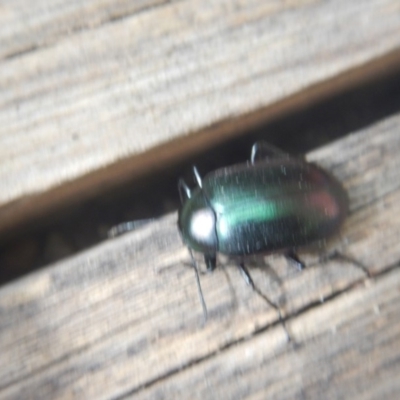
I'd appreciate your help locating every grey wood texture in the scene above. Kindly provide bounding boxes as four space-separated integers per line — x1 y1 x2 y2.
0 114 399 399
1 0 400 236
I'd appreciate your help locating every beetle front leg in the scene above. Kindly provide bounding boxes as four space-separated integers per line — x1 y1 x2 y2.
204 253 217 272
186 248 208 323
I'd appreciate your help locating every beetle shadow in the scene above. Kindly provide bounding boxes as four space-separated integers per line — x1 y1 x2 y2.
233 255 282 281
185 251 293 287
181 253 288 306
297 235 371 278
223 254 290 309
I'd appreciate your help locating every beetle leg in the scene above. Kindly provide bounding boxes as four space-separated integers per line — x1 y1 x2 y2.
107 219 155 238
178 178 191 203
320 250 371 278
188 248 208 323
237 261 291 341
284 249 305 271
192 166 203 188
237 262 255 288
204 253 217 272
250 141 289 164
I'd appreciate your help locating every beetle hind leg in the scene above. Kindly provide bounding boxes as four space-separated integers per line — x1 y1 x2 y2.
237 261 291 342
320 250 371 278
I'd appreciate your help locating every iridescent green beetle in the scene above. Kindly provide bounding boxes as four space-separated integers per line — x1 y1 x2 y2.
178 142 348 323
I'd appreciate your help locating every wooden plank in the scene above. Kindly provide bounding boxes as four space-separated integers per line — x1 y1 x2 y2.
0 0 173 60
1 0 400 236
139 268 400 400
0 113 399 399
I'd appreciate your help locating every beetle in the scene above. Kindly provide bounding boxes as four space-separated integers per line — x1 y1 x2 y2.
178 141 348 325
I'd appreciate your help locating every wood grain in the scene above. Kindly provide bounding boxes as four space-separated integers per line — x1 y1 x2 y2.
1 0 400 236
139 268 400 400
0 0 172 60
0 113 399 399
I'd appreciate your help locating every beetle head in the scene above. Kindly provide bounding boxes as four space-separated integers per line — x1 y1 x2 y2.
178 188 218 254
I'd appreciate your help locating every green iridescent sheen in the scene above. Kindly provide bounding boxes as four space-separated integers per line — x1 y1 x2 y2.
201 160 347 255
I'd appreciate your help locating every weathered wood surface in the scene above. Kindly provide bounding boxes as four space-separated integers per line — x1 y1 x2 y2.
1 0 400 236
0 114 399 399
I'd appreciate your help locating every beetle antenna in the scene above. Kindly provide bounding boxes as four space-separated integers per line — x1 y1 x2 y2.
178 179 191 203
189 248 208 323
107 219 155 238
193 166 202 188
237 262 291 341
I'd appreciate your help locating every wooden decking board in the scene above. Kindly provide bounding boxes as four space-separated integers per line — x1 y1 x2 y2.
0 113 399 398
1 0 400 238
0 0 176 60
138 267 400 400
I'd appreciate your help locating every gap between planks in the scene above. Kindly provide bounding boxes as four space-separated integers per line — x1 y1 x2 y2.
1 0 400 238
